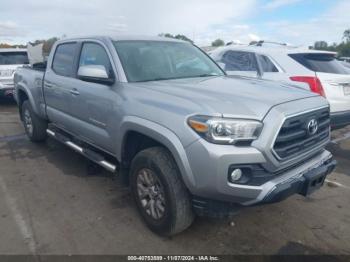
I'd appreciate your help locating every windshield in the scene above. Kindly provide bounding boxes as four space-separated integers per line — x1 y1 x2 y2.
113 41 224 82
289 53 350 74
0 52 29 65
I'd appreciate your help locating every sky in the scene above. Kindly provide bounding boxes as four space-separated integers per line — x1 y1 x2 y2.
0 0 349 47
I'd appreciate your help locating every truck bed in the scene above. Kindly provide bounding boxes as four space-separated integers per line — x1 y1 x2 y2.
14 66 46 118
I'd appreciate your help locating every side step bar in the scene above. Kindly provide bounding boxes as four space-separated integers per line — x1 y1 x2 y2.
46 129 117 173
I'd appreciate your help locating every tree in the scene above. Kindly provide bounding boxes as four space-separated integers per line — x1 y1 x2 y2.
43 37 59 55
158 33 193 43
343 29 350 43
337 42 350 57
314 41 328 50
0 43 13 48
0 43 26 48
211 39 225 47
174 34 193 43
28 37 59 56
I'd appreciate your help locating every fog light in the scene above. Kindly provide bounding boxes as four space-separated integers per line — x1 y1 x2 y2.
230 169 242 182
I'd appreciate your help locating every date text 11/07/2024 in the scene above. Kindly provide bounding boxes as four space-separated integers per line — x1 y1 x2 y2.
127 255 220 261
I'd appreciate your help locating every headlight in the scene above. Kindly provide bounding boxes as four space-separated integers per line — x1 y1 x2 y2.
188 115 263 144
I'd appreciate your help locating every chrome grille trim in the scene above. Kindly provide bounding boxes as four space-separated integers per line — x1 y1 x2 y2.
272 106 330 161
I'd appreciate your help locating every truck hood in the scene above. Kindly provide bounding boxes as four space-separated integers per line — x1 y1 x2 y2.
128 76 318 120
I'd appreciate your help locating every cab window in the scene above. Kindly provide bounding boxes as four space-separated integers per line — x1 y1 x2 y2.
52 43 77 77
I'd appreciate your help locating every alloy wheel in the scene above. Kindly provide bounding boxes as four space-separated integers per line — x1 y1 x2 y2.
136 168 166 220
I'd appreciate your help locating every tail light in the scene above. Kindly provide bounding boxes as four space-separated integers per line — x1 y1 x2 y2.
290 76 326 97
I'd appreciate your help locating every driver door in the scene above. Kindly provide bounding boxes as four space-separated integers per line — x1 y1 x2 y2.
68 41 118 153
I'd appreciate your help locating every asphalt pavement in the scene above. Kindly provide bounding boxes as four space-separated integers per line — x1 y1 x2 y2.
0 99 349 255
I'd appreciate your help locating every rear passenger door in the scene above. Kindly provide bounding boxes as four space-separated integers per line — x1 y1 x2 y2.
255 54 300 87
218 50 259 78
44 42 79 130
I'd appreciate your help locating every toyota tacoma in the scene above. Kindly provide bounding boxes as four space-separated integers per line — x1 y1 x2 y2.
14 36 336 236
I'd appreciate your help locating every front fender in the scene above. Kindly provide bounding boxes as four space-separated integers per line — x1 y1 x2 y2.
117 116 197 191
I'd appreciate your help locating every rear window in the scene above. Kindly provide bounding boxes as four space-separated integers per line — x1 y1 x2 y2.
0 52 29 65
52 43 77 77
289 53 349 74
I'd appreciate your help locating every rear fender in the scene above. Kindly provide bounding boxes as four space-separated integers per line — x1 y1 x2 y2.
16 84 40 115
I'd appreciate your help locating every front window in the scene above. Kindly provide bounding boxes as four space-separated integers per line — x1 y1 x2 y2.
221 51 258 72
0 52 29 65
215 50 259 78
79 42 113 77
113 41 224 82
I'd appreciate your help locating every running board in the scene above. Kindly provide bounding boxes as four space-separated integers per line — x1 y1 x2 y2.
46 129 117 173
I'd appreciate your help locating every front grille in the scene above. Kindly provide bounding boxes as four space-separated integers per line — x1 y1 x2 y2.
273 107 330 160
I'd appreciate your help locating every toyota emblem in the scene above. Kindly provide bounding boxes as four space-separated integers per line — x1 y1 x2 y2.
307 119 318 136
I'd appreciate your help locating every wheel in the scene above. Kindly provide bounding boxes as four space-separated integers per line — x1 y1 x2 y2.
130 147 194 236
21 100 47 142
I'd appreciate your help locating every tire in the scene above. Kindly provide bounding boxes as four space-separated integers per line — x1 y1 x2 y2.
21 100 47 142
130 147 194 236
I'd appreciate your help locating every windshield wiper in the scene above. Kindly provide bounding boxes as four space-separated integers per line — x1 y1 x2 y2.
196 73 221 77
134 74 221 83
134 77 177 82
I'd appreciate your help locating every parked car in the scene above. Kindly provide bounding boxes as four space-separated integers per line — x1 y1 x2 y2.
0 48 29 98
14 36 336 236
341 61 350 69
210 45 350 129
338 57 350 63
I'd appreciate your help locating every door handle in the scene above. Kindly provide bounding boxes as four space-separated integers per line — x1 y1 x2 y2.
70 89 80 96
44 82 54 88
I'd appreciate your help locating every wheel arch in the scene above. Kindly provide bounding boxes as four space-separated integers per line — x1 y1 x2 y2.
118 116 196 191
16 85 40 117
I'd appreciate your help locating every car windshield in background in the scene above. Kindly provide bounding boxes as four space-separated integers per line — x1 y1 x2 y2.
113 41 224 82
289 53 350 74
0 52 29 65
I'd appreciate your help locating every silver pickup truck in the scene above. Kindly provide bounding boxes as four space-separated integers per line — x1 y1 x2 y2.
14 36 336 236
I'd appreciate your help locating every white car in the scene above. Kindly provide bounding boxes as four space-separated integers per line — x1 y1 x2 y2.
0 48 29 98
341 61 350 69
210 45 350 129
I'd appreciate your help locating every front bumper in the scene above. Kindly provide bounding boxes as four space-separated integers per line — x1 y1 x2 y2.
192 154 336 217
331 110 350 129
185 136 334 206
260 156 336 204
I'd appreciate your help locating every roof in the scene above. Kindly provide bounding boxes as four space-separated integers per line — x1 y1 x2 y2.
59 35 186 43
211 45 337 55
0 48 27 53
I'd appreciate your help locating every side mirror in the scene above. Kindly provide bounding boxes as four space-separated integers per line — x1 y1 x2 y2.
77 65 115 85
